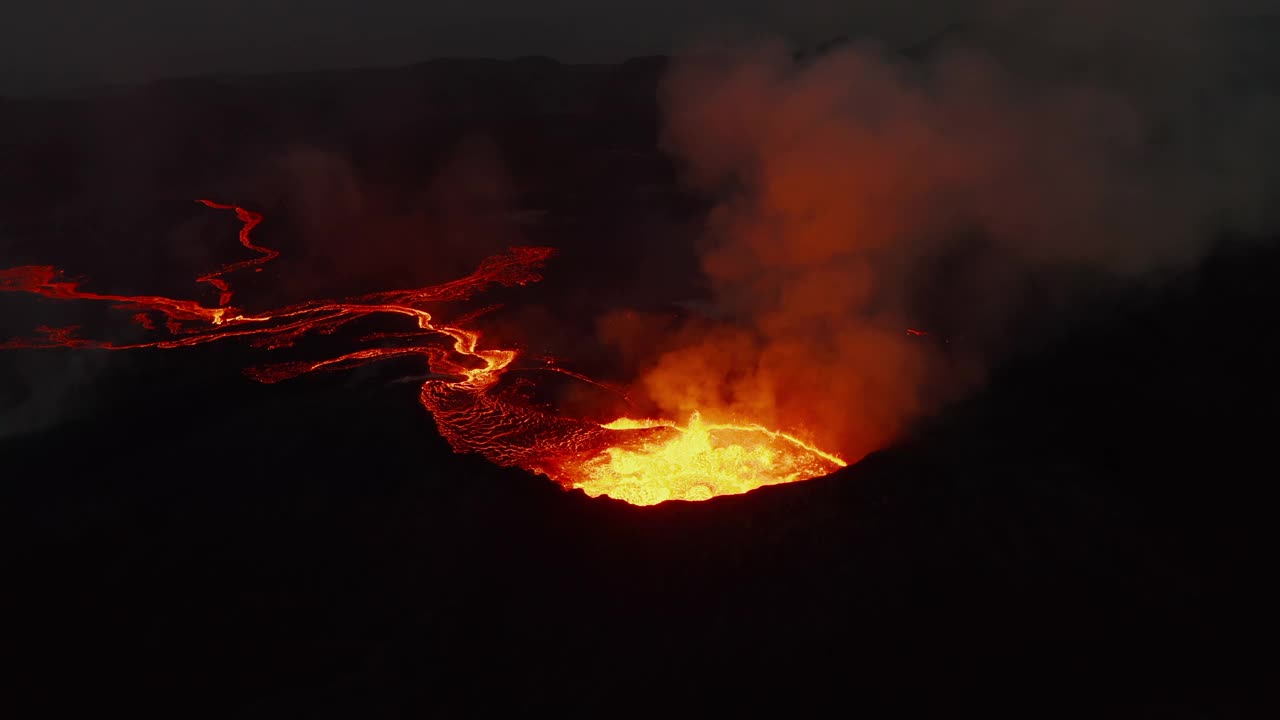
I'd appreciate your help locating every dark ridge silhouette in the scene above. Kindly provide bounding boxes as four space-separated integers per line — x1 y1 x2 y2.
2 54 1277 716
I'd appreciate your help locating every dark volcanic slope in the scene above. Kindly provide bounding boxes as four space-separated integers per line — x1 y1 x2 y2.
3 58 1279 715
5 240 1277 716
0 56 671 219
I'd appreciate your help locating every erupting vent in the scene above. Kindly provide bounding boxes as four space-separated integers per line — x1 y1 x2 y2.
0 202 845 505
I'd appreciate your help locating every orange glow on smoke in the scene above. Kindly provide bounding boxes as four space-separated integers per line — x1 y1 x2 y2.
0 201 846 505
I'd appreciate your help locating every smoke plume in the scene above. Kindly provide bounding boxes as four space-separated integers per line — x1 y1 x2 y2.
612 4 1279 459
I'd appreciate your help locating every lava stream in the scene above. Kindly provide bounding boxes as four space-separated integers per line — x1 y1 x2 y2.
0 201 846 505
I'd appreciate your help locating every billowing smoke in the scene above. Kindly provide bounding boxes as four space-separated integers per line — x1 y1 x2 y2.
247 137 526 299
608 3 1280 459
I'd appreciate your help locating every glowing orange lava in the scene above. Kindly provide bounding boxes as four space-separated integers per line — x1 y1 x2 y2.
575 413 846 505
0 201 846 505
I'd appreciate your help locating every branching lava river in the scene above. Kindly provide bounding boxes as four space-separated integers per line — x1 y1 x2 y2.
0 201 846 505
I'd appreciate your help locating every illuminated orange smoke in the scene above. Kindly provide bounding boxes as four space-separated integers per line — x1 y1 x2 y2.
0 201 845 505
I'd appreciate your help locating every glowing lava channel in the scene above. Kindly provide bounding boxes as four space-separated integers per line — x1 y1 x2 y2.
0 201 846 505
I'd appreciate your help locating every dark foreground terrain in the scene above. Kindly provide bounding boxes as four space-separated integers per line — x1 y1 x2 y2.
3 57 1279 715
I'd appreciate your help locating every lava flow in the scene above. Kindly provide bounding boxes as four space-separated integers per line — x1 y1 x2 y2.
1 201 845 505
579 413 846 505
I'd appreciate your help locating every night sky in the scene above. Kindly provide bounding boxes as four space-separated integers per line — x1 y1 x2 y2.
5 1 1280 715
4 0 1267 95
7 1 1269 95
0 1 882 93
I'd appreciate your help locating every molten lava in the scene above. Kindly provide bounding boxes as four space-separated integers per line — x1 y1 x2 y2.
0 201 846 505
577 413 846 505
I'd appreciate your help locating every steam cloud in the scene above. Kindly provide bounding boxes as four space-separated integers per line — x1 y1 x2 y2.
250 138 525 299
610 3 1280 459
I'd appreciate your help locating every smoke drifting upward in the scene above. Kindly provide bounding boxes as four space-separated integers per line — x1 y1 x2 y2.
617 9 1279 460
248 138 525 299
